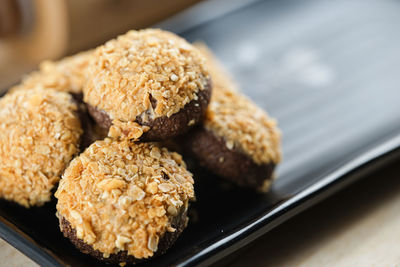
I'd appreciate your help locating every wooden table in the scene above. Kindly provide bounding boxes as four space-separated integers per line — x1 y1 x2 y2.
0 239 37 266
2 162 400 267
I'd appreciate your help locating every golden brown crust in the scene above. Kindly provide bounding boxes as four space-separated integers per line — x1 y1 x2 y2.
87 79 212 142
11 50 93 95
0 88 83 207
83 29 210 139
194 43 281 165
55 139 194 260
184 127 276 191
206 88 281 165
59 206 187 265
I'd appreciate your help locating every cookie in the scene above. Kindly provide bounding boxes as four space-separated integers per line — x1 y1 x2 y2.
83 29 211 141
185 44 281 191
11 50 93 99
55 139 194 265
59 208 187 265
0 88 83 207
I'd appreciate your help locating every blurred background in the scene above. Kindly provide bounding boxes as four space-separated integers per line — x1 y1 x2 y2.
0 0 207 91
0 0 261 92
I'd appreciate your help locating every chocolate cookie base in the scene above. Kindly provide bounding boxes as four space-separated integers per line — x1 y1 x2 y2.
87 80 212 141
73 96 107 150
59 208 188 265
87 104 112 130
71 92 84 102
184 127 275 190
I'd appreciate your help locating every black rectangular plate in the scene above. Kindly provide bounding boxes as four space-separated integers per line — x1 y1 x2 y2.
1 0 400 266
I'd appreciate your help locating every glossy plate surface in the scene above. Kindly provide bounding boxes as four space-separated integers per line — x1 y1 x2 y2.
1 0 400 266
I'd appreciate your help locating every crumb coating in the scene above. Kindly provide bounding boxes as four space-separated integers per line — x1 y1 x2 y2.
12 50 93 94
0 88 83 207
55 139 194 259
195 43 281 165
83 29 209 138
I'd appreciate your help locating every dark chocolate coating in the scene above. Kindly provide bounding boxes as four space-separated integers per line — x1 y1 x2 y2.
76 104 92 150
86 80 212 141
80 113 108 149
73 95 105 150
87 104 112 130
71 92 84 103
69 97 89 150
184 127 275 189
59 207 188 265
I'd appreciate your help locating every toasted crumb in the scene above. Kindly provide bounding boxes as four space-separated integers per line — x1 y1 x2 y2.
195 43 281 165
55 139 194 259
11 50 93 94
0 87 83 207
84 29 210 127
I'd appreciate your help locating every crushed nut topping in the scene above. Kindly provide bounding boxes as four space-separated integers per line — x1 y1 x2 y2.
83 29 209 132
55 139 194 259
195 43 282 165
11 50 93 94
0 88 82 207
108 120 149 140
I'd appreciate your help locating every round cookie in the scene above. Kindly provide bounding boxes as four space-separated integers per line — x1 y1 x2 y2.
185 45 281 191
55 139 195 265
83 29 211 141
11 50 93 99
0 88 83 207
